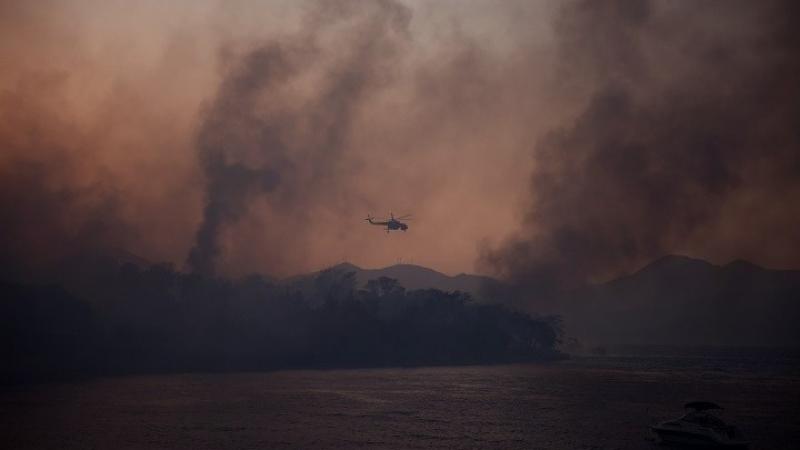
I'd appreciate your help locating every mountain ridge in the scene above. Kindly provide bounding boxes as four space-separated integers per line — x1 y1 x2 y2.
42 248 800 347
285 261 495 298
568 255 800 347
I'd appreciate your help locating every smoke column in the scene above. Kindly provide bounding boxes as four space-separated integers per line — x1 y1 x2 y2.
187 0 412 275
2 1 799 282
481 0 800 300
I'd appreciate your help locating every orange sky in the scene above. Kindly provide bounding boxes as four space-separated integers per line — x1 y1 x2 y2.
2 1 798 280
0 1 564 277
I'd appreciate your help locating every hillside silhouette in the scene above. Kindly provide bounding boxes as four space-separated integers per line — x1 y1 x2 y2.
4 251 799 384
1 259 562 384
563 255 800 346
284 262 497 300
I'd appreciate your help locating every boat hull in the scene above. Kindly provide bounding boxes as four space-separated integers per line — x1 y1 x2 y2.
651 426 749 449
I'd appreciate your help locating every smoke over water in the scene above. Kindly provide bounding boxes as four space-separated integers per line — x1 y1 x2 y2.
481 0 800 299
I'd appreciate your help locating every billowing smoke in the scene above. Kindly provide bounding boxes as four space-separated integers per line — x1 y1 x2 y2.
0 0 529 280
186 0 412 275
0 1 209 279
481 0 800 299
0 78 131 281
2 0 799 285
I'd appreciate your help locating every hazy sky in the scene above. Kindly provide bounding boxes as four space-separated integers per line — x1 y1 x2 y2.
1 0 798 280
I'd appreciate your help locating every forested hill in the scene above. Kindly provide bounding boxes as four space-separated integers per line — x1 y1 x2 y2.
1 263 563 384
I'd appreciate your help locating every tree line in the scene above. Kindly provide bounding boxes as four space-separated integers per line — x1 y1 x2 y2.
2 262 563 383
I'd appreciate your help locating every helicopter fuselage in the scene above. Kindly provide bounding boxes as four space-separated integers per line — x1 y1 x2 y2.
366 217 408 231
387 220 407 231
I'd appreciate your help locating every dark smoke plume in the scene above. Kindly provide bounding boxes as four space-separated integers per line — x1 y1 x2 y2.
3 1 799 283
187 0 411 275
185 45 289 276
482 0 800 301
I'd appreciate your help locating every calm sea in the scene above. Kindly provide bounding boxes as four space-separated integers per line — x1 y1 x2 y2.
2 348 799 449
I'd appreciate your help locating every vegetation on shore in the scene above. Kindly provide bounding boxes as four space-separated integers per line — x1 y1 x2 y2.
2 263 563 383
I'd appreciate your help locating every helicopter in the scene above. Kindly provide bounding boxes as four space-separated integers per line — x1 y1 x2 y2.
365 213 411 232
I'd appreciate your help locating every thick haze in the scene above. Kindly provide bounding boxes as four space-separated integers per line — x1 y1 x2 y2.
482 0 800 293
1 0 798 281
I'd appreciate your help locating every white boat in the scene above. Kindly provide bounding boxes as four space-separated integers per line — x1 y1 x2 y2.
650 402 749 448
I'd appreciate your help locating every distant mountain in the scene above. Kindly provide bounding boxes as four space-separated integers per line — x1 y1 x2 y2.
25 246 798 348
565 255 800 347
285 262 497 299
285 256 800 348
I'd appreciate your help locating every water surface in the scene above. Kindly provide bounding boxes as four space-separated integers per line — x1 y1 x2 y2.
2 350 798 449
